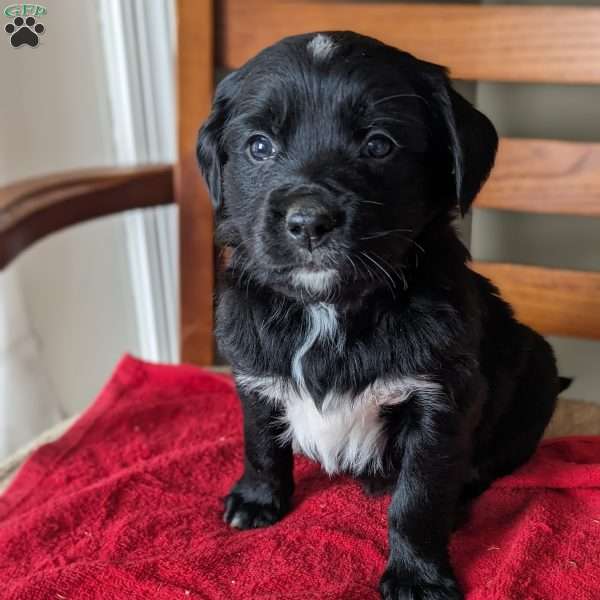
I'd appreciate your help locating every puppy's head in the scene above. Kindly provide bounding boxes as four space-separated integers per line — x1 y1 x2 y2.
198 32 497 299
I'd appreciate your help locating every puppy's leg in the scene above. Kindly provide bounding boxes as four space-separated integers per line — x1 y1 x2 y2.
224 390 294 529
467 331 558 499
380 394 467 600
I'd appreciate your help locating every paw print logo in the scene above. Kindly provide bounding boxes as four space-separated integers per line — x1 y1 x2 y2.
5 16 45 48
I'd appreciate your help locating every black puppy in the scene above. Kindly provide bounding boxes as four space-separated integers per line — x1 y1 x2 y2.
197 32 562 600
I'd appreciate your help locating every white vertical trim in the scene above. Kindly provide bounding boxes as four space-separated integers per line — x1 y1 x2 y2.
98 1 138 165
98 0 179 363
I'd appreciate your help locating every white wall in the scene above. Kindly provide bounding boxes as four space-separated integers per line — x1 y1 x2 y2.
15 217 140 417
0 268 63 457
0 0 140 455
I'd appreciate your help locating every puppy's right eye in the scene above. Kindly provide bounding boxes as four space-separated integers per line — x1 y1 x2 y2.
248 134 276 161
361 133 395 159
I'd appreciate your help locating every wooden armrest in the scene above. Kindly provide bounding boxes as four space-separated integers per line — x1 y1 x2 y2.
0 164 174 269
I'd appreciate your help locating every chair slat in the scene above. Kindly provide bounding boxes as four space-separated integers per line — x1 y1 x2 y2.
472 262 600 340
218 1 600 83
477 138 600 217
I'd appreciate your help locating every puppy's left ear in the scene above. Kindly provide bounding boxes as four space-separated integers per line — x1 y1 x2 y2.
197 71 241 211
426 68 498 215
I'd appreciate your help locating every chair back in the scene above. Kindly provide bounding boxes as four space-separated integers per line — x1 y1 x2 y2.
177 0 600 365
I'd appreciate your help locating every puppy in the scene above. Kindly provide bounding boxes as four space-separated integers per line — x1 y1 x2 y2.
197 32 563 600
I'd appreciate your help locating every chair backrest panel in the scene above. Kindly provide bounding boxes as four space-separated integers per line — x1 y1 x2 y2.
177 0 600 364
218 1 600 84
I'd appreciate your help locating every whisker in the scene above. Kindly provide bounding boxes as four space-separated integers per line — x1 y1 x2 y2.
360 228 413 241
351 254 366 281
360 200 385 207
355 253 377 284
342 252 359 281
369 250 400 279
367 249 408 293
362 229 426 255
400 267 408 291
408 238 425 253
360 251 397 295
396 234 425 254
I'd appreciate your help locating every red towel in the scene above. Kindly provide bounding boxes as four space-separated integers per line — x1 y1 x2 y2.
1 356 599 599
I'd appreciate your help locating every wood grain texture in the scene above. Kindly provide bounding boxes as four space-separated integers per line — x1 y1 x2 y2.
478 138 600 216
176 0 215 366
218 1 600 83
0 165 173 270
472 262 600 340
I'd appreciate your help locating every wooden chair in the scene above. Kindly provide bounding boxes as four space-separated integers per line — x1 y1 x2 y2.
1 0 599 437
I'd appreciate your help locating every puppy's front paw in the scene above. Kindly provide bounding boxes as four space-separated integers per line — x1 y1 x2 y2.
223 480 290 529
379 568 462 600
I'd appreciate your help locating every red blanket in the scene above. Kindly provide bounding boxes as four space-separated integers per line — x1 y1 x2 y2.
1 356 599 599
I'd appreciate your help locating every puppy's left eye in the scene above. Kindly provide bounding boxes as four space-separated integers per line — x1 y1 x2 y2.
362 134 395 159
248 134 276 161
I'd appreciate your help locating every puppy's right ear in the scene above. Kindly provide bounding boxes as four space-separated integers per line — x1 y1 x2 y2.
430 71 498 216
416 61 498 216
197 71 241 210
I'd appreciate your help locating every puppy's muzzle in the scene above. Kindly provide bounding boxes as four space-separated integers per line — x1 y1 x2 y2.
285 197 341 251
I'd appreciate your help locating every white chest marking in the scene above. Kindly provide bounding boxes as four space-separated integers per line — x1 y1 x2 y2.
237 302 442 475
291 302 340 389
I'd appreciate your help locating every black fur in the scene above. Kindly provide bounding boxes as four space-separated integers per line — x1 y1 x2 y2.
197 32 561 600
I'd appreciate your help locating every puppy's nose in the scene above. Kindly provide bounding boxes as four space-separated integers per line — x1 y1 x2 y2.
286 205 337 250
